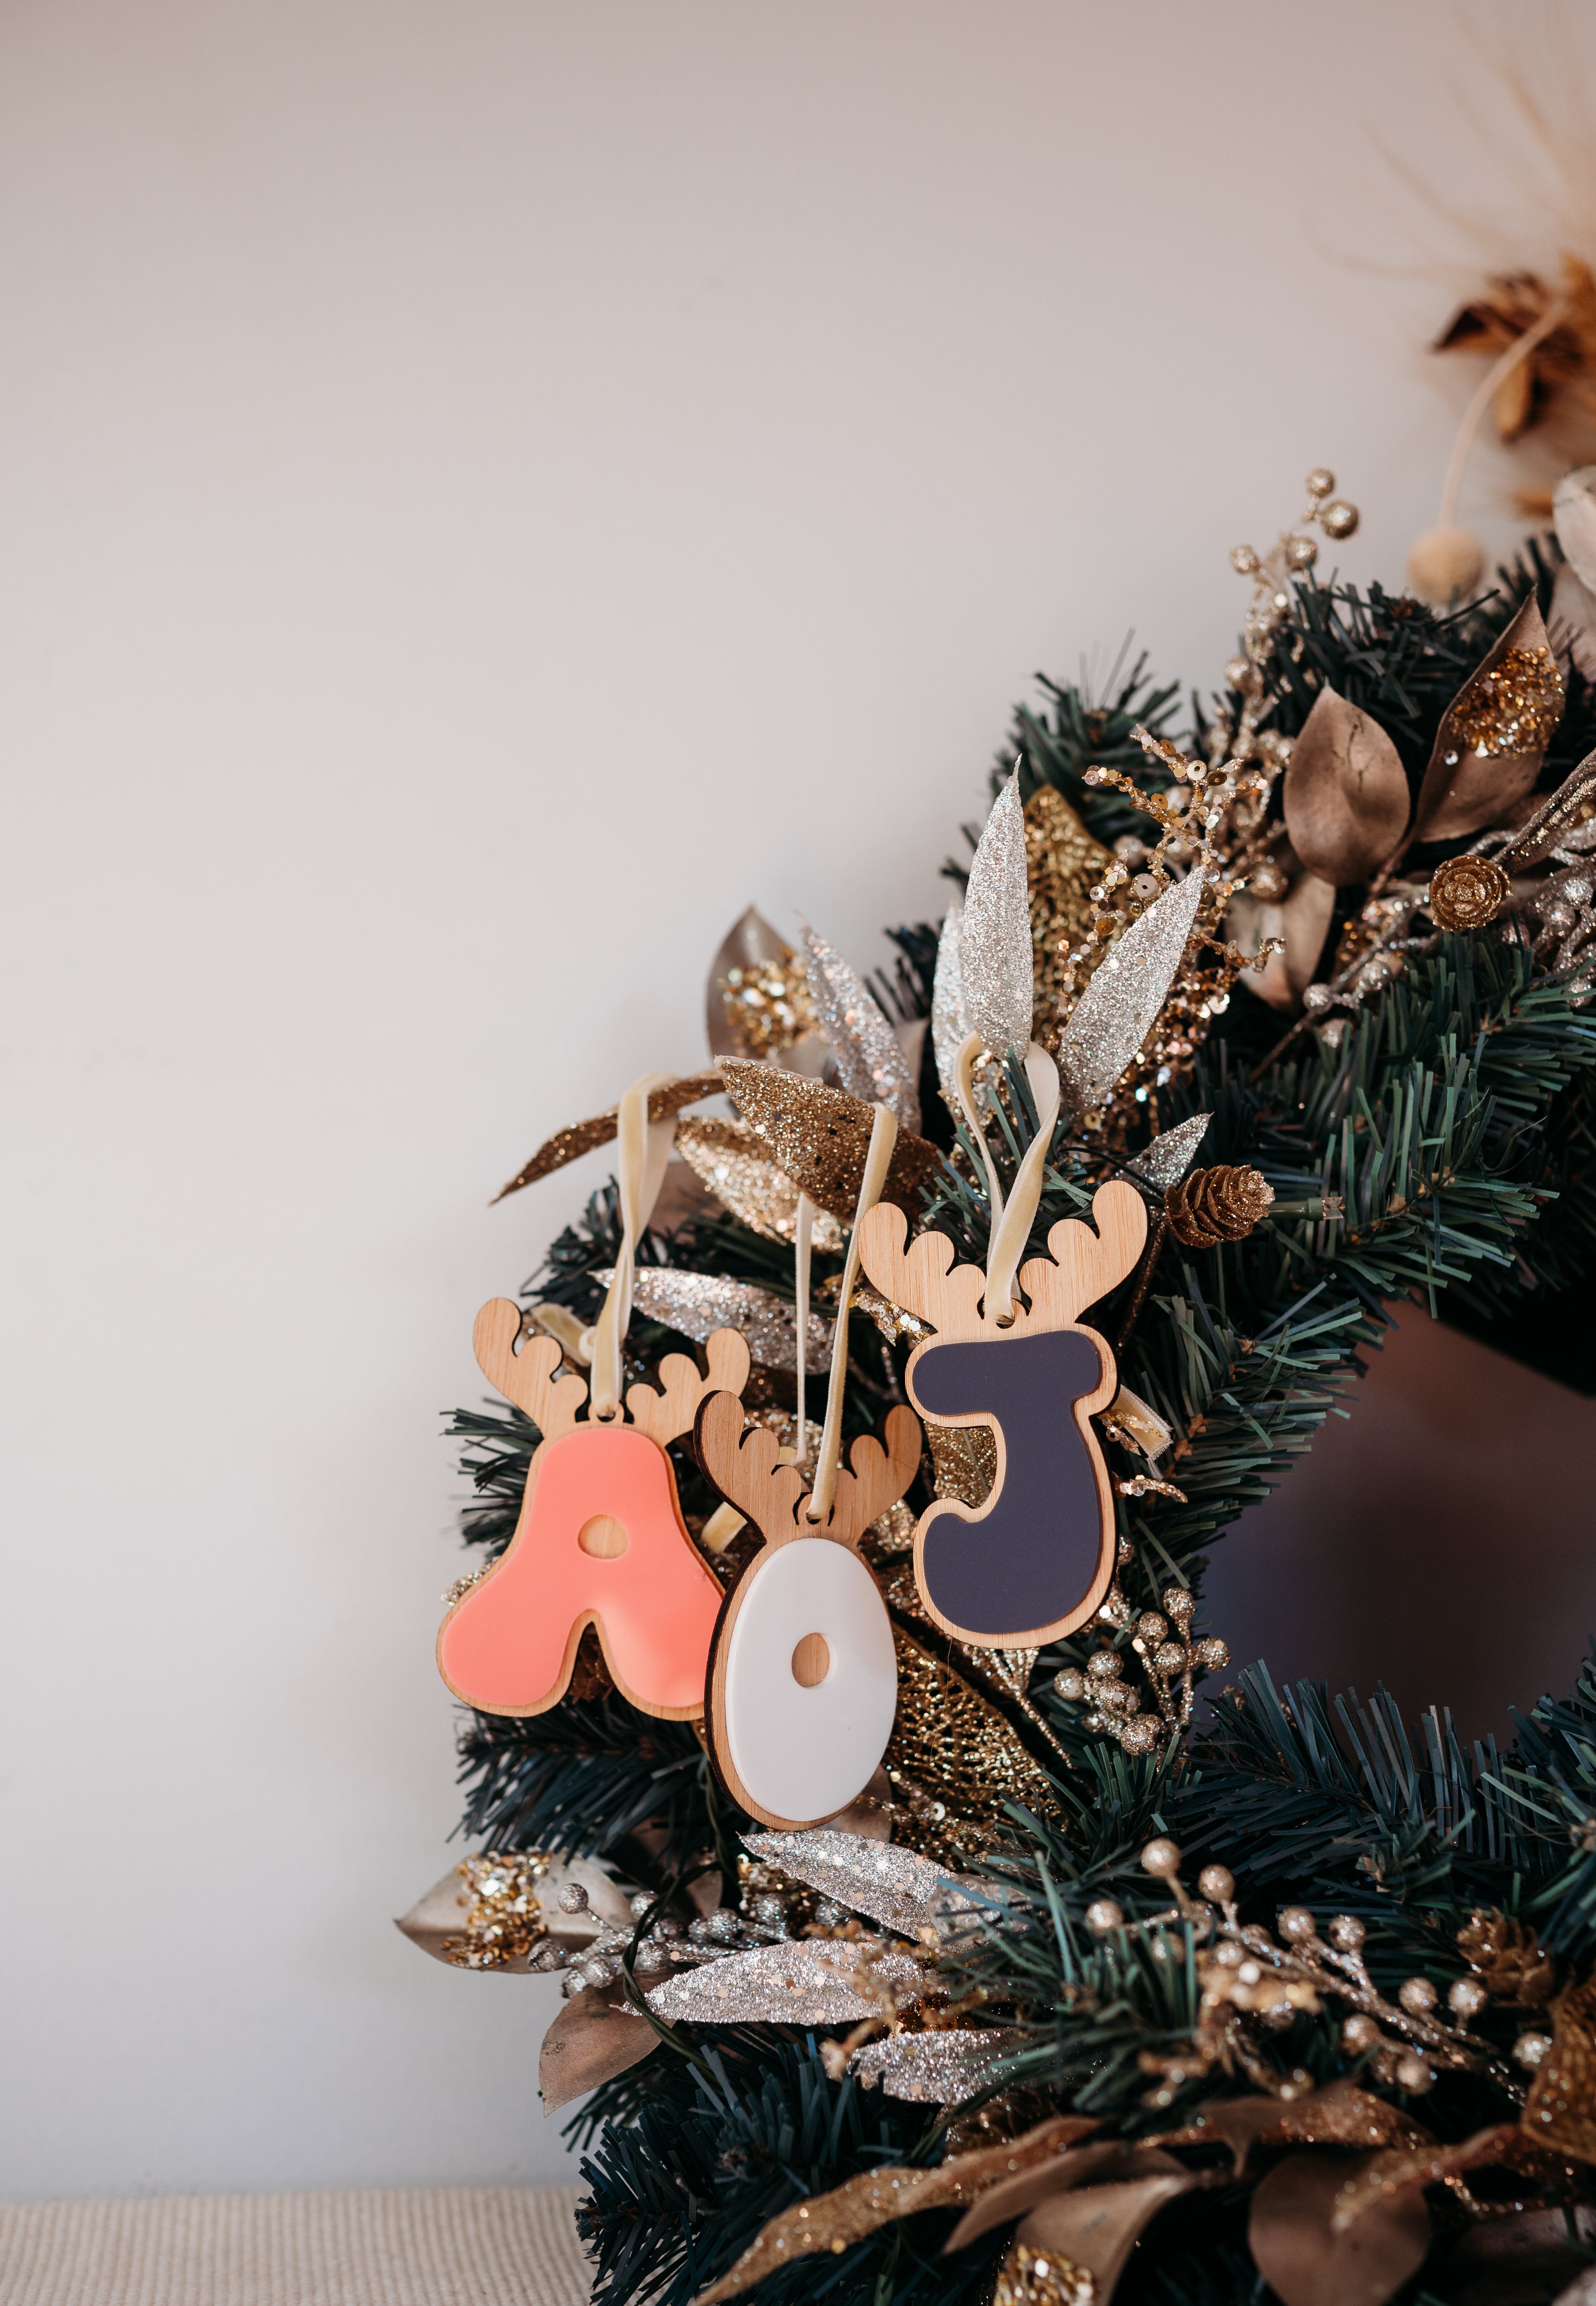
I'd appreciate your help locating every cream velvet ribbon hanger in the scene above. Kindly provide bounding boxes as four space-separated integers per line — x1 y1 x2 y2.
805 1100 898 1523
951 1032 1062 1326
583 1071 679 1419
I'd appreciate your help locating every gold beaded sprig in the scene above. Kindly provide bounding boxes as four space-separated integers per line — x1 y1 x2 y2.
1052 1574 1228 1753
1079 1840 1512 2108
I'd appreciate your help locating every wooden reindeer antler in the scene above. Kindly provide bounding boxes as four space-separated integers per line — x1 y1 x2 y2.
855 1203 988 1340
472 1300 588 1441
1017 1181 1148 1329
695 1392 920 1551
817 1405 922 1548
696 1392 810 1540
627 1330 752 1448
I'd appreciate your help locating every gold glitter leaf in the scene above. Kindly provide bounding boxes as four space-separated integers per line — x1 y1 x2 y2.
1523 1972 1596 2162
719 1058 943 1224
694 2115 1099 2304
1413 597 1565 843
492 1071 723 1202
1026 785 1112 1043
1331 2124 1523 2232
926 1421 997 1509
674 1116 844 1249
886 1626 1063 1860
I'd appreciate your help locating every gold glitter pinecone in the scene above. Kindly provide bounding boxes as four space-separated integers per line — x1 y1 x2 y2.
1428 853 1510 933
1165 1164 1275 1249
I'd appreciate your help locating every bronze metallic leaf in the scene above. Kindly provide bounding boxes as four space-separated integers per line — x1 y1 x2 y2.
1283 686 1410 886
1412 597 1565 844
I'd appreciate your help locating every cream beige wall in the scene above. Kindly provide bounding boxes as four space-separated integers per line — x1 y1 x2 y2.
2 0 1588 2201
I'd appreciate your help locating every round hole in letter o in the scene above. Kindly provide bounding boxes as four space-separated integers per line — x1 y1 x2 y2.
791 1632 830 1686
577 1514 629 1559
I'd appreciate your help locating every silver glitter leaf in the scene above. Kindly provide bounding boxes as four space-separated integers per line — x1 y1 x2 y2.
930 905 969 1113
849 2028 1005 2103
1126 1113 1212 1191
961 773 1034 1059
741 1829 976 1938
595 1268 832 1373
645 1937 927 2025
1056 864 1206 1115
802 927 921 1133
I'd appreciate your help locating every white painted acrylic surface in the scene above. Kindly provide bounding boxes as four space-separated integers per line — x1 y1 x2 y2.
723 1540 899 1825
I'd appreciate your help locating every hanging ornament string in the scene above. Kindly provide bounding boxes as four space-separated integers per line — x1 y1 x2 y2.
952 1031 1005 1228
952 1030 1063 1327
805 1103 898 1523
793 1190 814 1469
584 1070 680 1419
983 1045 1062 1323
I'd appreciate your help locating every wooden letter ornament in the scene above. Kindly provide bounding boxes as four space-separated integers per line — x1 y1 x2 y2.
437 1301 751 1721
856 1180 1147 1649
695 1393 921 1830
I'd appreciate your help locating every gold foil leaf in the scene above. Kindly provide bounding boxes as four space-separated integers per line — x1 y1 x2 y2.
1010 2158 1202 2298
1283 687 1410 886
538 1985 657 2113
718 1058 943 1224
1332 2126 1523 2234
492 1070 722 1202
1413 597 1565 843
1248 2149 1430 2306
673 1116 844 1249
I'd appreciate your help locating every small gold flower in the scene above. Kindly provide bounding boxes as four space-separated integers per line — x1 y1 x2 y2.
1428 853 1510 932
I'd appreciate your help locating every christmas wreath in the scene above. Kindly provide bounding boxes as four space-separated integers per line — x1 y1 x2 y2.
398 460 1596 2306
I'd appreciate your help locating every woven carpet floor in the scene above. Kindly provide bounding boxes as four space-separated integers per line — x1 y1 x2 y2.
0 2186 591 2306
